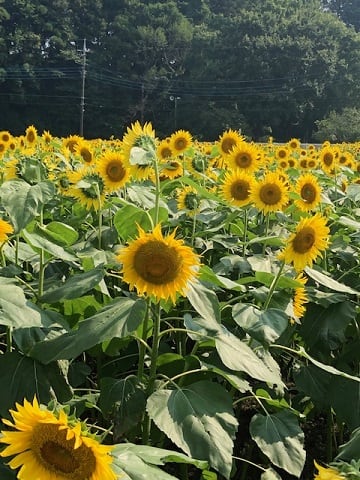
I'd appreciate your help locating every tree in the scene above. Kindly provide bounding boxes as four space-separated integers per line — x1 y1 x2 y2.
313 107 360 142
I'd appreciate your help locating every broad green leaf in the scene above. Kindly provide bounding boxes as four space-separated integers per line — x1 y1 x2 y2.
250 410 306 477
215 327 284 388
29 297 147 363
22 229 78 262
261 468 283 480
129 146 153 165
40 266 105 303
199 265 245 291
300 301 356 351
0 351 72 418
293 365 331 408
147 381 238 479
99 375 146 436
186 279 221 323
327 375 360 430
114 204 152 241
38 221 79 246
0 284 59 328
113 443 208 470
0 180 55 232
336 427 360 461
183 314 284 388
305 267 360 295
255 271 303 289
201 470 218 480
338 215 360 230
112 444 179 480
232 304 288 345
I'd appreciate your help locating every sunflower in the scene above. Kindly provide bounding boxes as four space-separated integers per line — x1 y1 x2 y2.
186 153 211 179
122 121 156 163
156 138 173 161
292 273 308 321
66 167 106 210
287 137 301 150
275 145 290 162
217 129 244 156
0 397 116 480
25 125 37 146
226 142 262 173
0 130 12 144
250 171 289 214
159 159 183 180
169 129 192 155
0 219 14 242
97 150 130 191
319 146 339 175
62 135 82 154
313 461 344 480
279 213 330 271
0 140 7 157
294 173 322 212
221 170 255 207
177 186 201 216
117 223 200 303
74 140 95 164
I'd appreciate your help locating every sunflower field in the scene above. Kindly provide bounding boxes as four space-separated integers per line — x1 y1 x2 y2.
0 124 359 480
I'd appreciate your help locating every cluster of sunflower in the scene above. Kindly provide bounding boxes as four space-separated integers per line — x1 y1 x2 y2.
0 123 359 479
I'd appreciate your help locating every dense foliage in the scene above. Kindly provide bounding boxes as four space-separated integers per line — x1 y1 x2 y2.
1 0 360 141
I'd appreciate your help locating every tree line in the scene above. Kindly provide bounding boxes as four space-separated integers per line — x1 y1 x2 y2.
1 0 360 141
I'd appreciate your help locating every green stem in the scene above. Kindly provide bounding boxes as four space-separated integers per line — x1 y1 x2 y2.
242 207 248 257
190 212 197 246
137 298 151 380
262 212 270 255
153 155 161 225
6 326 12 352
0 243 5 267
263 261 285 310
38 209 45 298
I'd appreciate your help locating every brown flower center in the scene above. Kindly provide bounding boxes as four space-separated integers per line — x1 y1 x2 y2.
300 183 317 203
174 137 188 151
27 131 36 143
106 160 126 181
221 138 237 154
134 241 182 284
33 424 96 479
231 179 250 200
80 148 93 163
259 183 282 205
235 153 252 168
323 152 334 166
292 227 315 253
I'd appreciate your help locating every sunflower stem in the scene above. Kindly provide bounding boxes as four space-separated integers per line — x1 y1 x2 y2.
137 298 151 380
242 207 248 257
263 261 285 310
38 208 45 298
6 326 12 352
153 155 161 225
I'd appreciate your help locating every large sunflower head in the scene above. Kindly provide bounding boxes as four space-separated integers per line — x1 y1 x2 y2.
294 173 322 212
156 138 173 162
313 460 345 480
97 150 130 192
0 396 116 480
0 218 14 242
177 186 202 216
159 159 183 180
74 139 95 165
117 224 200 303
250 171 289 214
169 129 192 155
319 146 339 175
278 213 330 271
66 167 106 210
217 129 244 156
226 142 262 173
62 135 83 155
122 121 156 163
221 170 255 207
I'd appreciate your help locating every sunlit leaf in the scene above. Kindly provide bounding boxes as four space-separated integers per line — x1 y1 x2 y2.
250 410 305 477
147 381 238 479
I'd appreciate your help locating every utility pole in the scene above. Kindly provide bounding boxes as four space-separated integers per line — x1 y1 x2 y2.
79 38 87 137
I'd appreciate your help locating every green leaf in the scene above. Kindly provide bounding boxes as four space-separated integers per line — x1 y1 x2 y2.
0 284 59 328
293 365 331 408
183 314 284 388
0 180 55 232
261 468 283 480
336 427 360 461
232 304 289 345
250 410 306 477
146 380 238 479
0 351 72 418
38 221 79 246
305 267 360 295
40 266 105 303
113 443 208 470
114 204 152 241
186 279 221 323
112 444 179 480
300 301 356 351
255 271 303 289
22 229 78 262
29 297 147 363
215 328 284 388
99 375 146 436
327 375 360 430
